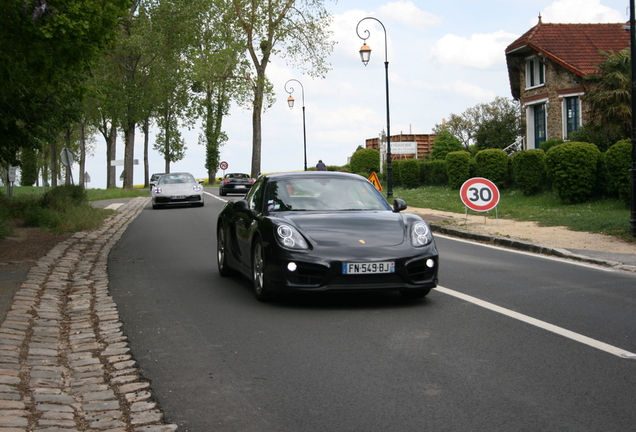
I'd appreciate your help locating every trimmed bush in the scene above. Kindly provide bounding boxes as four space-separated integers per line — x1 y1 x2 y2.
539 138 564 153
446 151 471 189
605 139 632 205
511 149 546 195
399 159 421 189
475 149 508 188
350 148 380 174
390 160 402 187
41 185 88 211
545 142 601 204
431 129 463 161
421 159 447 186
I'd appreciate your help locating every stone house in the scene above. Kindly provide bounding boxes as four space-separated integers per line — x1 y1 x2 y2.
505 17 630 149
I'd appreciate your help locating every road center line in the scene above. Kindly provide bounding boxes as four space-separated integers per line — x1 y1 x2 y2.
435 285 636 359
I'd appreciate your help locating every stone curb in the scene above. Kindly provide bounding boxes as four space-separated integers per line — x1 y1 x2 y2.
430 223 636 273
0 197 178 431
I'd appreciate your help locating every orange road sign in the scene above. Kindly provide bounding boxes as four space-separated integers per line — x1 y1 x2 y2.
368 172 382 191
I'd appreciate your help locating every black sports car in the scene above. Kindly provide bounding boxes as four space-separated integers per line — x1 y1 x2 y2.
219 173 255 196
216 171 439 301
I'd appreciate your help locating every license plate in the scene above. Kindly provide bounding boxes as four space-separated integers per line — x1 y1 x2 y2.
342 262 395 274
235 185 245 188
170 195 186 199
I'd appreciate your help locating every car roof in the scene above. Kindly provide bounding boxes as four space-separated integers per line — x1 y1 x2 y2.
260 171 366 181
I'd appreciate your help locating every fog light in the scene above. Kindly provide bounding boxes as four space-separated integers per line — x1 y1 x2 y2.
287 262 297 272
426 259 435 268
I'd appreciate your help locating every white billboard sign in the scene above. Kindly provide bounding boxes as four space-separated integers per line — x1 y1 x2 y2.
391 141 417 155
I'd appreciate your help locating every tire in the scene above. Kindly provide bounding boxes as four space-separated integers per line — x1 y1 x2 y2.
252 239 272 302
217 226 236 276
219 188 226 196
399 289 430 300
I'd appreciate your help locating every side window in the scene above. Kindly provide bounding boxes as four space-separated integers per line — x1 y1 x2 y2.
526 56 545 89
245 180 263 212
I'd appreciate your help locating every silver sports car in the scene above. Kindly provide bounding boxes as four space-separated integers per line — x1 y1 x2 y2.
151 172 204 209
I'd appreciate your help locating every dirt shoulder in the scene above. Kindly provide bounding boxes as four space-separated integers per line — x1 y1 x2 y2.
410 207 636 255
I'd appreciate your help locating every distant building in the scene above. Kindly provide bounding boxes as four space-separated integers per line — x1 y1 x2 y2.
505 17 630 149
365 134 437 163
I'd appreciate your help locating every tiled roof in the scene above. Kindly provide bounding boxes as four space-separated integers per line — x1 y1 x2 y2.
505 20 630 76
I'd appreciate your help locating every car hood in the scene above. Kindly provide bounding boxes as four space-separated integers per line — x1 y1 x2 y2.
281 211 406 247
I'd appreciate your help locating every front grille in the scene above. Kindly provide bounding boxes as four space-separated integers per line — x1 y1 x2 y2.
406 258 435 282
330 273 403 286
286 262 327 285
155 195 201 204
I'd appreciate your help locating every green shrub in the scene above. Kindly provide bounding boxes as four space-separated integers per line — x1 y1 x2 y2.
539 138 564 153
41 185 88 210
421 160 447 186
390 160 402 187
399 159 421 189
446 151 471 189
545 142 601 204
431 129 463 161
605 139 632 205
475 149 508 188
350 148 380 174
511 149 546 195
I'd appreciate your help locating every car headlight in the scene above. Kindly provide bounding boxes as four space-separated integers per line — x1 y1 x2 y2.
276 224 308 250
411 222 432 247
153 187 162 194
193 184 203 192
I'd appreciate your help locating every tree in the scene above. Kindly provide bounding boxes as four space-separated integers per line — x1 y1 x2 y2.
231 0 335 177
0 0 131 168
434 97 521 150
584 49 631 139
430 128 463 161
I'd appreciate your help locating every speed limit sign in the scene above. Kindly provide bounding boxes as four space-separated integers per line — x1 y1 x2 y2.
219 161 228 170
460 177 500 212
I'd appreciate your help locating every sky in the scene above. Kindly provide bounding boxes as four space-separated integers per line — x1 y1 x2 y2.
79 0 630 189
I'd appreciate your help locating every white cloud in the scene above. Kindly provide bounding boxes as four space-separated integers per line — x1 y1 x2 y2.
446 80 497 101
377 1 442 30
430 30 518 69
540 0 625 24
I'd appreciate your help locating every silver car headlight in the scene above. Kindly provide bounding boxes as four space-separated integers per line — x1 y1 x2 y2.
276 224 308 250
153 187 162 194
193 184 203 192
410 222 432 247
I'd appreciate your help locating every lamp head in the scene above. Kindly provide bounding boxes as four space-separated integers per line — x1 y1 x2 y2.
359 42 371 66
287 95 295 109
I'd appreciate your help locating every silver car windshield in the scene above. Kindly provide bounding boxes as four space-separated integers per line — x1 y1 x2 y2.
159 174 195 185
264 177 391 212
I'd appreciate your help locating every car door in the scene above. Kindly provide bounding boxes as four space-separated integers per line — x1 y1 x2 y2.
234 179 264 270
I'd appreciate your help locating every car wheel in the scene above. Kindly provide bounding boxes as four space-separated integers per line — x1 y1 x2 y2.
252 239 272 302
219 188 225 196
399 289 430 300
217 226 236 276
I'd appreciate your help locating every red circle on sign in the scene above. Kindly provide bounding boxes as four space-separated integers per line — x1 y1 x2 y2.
460 177 500 212
219 161 228 170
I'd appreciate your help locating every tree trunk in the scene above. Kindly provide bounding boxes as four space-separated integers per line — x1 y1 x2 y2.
123 121 135 190
51 136 58 187
164 110 171 173
251 71 265 178
143 117 150 187
79 122 86 187
107 123 117 188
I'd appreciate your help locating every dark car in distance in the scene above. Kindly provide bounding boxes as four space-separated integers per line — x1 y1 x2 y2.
219 173 255 196
216 171 439 301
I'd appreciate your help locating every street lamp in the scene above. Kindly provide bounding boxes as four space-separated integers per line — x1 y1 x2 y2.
284 79 307 171
630 0 636 237
356 17 393 198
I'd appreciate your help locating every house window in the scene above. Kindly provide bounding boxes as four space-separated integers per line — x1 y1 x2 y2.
564 96 580 137
533 104 546 148
526 56 545 89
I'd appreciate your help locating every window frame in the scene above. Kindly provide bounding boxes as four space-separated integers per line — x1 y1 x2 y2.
525 55 545 89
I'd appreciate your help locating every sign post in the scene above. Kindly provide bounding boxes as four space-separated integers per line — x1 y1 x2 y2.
219 161 228 178
459 177 500 224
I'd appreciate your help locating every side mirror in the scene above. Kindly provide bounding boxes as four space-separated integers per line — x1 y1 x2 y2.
393 198 407 212
233 200 259 220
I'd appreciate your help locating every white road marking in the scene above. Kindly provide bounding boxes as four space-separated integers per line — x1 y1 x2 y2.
435 233 615 272
435 285 636 359
204 191 227 202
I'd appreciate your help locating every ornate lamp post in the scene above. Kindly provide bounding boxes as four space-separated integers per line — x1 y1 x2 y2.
356 17 393 198
284 79 307 171
630 0 636 236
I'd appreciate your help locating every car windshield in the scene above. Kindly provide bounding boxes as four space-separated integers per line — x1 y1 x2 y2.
159 174 195 185
264 177 391 212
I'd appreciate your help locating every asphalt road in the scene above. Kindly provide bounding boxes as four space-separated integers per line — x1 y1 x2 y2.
108 189 636 432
